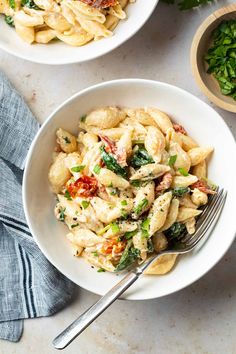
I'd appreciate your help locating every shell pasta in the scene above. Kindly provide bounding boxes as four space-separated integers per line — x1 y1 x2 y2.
48 106 216 274
1 0 133 46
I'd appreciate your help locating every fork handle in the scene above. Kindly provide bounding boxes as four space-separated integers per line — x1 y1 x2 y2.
53 270 141 350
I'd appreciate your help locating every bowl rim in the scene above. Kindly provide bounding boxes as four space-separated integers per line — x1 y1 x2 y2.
0 0 158 65
23 78 236 300
190 4 236 113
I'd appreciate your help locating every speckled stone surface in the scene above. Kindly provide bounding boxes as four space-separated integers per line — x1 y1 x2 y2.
0 1 235 353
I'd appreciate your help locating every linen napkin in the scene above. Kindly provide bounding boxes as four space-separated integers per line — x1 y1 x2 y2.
0 72 76 342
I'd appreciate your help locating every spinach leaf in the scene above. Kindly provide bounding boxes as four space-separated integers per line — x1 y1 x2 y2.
165 222 186 240
115 240 140 271
147 239 154 253
130 147 154 169
100 146 128 178
21 0 40 8
4 15 14 26
172 187 190 197
9 0 15 9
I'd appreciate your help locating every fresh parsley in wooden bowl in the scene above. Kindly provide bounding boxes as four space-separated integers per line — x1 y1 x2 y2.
191 4 236 113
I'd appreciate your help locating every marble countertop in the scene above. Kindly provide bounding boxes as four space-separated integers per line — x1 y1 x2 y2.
1 1 235 353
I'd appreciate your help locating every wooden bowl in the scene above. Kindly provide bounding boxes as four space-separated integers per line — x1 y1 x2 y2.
191 4 236 113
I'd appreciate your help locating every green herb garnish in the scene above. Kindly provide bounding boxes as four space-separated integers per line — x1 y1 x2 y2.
92 251 99 257
172 187 190 197
130 147 154 169
71 223 79 228
64 190 72 201
134 198 148 215
141 218 150 238
178 167 189 176
100 146 128 178
97 224 111 235
97 268 106 273
121 200 127 206
168 154 177 167
93 164 101 175
110 222 120 234
81 200 90 209
120 209 128 220
4 15 14 26
71 165 85 173
205 20 236 101
115 240 140 271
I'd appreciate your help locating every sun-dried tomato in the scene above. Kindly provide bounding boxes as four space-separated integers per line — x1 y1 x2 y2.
79 0 117 9
173 123 187 135
101 237 126 254
68 176 98 198
156 172 173 193
191 180 216 195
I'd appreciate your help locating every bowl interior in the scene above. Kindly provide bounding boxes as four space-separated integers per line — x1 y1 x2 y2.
192 8 236 112
0 0 158 65
23 79 236 300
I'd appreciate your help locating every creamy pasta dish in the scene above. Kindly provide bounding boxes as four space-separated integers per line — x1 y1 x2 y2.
0 0 133 45
48 106 216 274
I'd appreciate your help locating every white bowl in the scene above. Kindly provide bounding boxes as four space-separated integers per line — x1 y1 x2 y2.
23 79 236 300
0 1 158 65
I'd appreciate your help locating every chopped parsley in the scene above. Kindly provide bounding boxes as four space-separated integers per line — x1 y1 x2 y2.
92 251 99 257
134 198 148 215
93 164 101 174
168 154 177 167
178 167 189 176
81 200 90 209
71 165 85 173
121 200 127 206
110 223 120 234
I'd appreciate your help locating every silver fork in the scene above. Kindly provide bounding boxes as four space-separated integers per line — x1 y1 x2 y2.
53 188 227 350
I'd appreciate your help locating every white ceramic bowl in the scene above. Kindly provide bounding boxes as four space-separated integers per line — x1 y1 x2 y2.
23 79 236 300
0 1 158 65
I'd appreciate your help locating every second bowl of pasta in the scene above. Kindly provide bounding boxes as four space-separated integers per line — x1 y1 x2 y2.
0 0 158 64
23 79 236 300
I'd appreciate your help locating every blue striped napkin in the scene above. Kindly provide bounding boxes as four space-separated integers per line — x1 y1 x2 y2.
0 72 76 342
